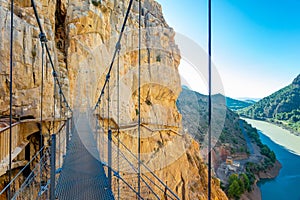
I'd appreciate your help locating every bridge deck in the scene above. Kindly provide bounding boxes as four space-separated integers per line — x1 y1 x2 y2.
56 115 114 200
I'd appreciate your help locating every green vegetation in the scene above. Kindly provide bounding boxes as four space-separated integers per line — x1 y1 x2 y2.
156 54 161 62
226 173 251 199
239 74 300 133
177 87 279 198
92 0 101 6
176 87 247 154
243 121 277 168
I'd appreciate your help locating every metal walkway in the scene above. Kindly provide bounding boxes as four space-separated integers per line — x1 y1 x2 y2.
55 114 114 200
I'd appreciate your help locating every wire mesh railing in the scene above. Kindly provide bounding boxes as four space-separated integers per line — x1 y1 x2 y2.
0 145 45 200
95 124 180 200
0 119 70 200
12 147 50 200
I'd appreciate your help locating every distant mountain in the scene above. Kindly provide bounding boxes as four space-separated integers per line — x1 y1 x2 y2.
176 87 248 155
179 86 254 111
176 87 278 197
239 74 300 133
237 97 261 103
182 85 191 90
226 97 254 111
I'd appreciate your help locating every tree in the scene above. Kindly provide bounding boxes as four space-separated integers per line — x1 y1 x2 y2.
238 178 245 193
240 173 251 191
228 180 241 199
228 174 239 185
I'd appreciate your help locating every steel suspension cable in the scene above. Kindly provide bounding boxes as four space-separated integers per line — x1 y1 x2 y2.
137 0 142 197
117 49 120 200
59 89 62 167
111 133 180 200
104 139 159 200
8 0 14 199
99 96 105 159
31 0 72 114
39 34 46 194
0 146 45 196
107 77 112 189
101 96 105 158
94 0 134 109
97 102 101 156
102 95 104 128
54 78 56 129
208 0 212 199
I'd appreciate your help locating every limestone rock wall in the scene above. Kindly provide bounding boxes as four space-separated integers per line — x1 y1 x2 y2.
0 0 227 199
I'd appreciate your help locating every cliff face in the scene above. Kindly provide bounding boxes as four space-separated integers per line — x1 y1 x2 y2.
0 0 227 199
0 0 56 117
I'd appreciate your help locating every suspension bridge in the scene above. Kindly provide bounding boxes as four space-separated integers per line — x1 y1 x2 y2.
0 0 213 199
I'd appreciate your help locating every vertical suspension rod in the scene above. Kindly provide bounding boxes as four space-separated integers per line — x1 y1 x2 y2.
8 0 14 198
117 49 120 199
39 37 46 194
107 77 112 189
208 0 212 200
138 0 142 197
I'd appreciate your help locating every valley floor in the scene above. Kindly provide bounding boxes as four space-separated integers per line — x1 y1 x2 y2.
243 118 300 156
216 119 282 200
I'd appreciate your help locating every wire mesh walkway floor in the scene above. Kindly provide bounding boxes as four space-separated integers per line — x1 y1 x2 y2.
56 114 114 200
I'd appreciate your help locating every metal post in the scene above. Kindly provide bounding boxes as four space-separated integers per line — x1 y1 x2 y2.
39 37 45 194
108 129 112 189
8 0 14 199
107 77 112 189
102 100 104 159
66 118 70 149
50 134 56 200
71 117 74 137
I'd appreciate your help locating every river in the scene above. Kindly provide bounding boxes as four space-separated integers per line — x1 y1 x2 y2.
244 118 300 200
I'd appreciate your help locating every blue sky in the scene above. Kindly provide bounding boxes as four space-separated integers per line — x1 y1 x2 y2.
156 0 300 98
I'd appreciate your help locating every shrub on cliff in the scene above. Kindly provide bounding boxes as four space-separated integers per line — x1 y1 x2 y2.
227 173 251 198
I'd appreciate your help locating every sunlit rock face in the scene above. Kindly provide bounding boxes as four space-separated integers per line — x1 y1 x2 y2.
0 0 227 199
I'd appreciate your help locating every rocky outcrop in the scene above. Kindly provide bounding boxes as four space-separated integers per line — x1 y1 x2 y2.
240 183 261 200
258 160 281 179
241 161 281 200
0 0 227 199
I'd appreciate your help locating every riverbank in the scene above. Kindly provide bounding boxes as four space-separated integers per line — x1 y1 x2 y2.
241 157 281 200
242 118 300 200
258 160 281 179
243 118 300 156
217 119 281 199
238 119 283 200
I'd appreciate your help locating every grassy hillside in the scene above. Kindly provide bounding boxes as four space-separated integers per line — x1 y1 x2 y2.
239 74 300 133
